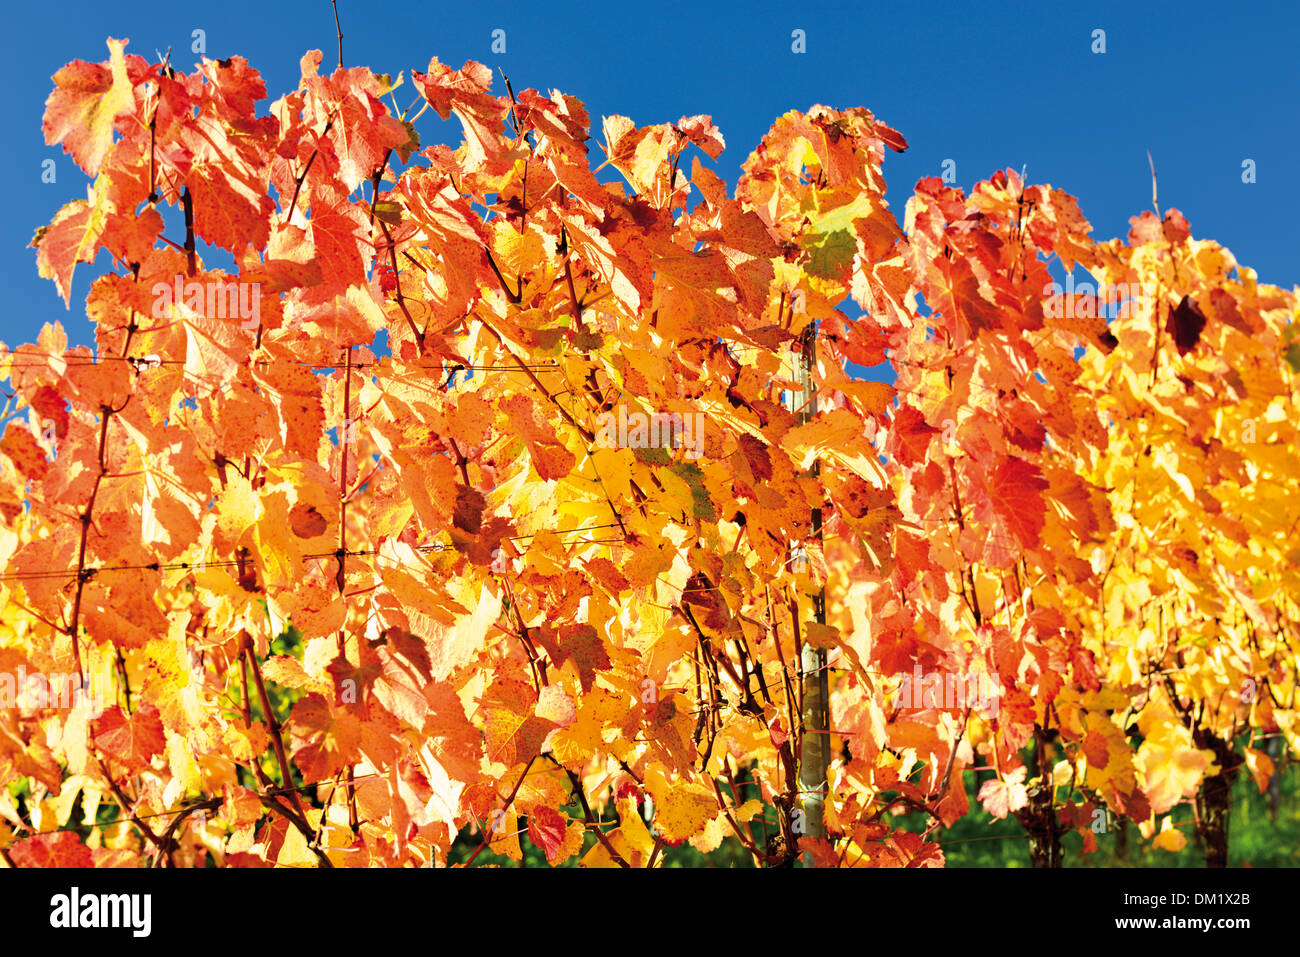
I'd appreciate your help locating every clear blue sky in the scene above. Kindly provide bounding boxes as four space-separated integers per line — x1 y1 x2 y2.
4 0 1297 352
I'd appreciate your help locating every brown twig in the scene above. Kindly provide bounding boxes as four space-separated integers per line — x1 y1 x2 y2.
551 760 631 868
330 0 344 69
67 402 124 674
283 117 335 226
95 752 167 858
150 796 222 868
475 313 594 443
242 640 310 828
378 217 425 350
463 756 537 867
181 187 196 275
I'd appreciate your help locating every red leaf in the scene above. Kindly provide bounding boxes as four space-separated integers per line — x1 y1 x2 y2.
891 406 937 467
32 199 104 306
289 503 329 539
1161 209 1191 244
92 704 165 775
42 38 137 176
1081 729 1109 768
1166 295 1207 356
980 456 1049 552
558 624 612 693
1 424 50 482
452 485 486 534
874 121 908 153
29 385 70 439
1127 211 1163 245
9 831 95 868
676 114 725 159
188 163 275 254
527 806 568 864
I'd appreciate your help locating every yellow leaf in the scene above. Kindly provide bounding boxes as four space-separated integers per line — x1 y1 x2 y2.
276 819 320 867
1243 747 1275 793
618 796 655 856
1151 816 1186 853
645 769 716 844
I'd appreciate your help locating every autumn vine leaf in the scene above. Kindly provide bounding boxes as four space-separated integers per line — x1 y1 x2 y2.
1 35 1294 873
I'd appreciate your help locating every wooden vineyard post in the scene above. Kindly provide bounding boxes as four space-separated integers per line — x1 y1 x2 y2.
789 320 829 865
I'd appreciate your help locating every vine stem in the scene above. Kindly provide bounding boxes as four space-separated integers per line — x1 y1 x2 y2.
330 0 344 69
475 313 593 443
96 752 167 860
335 345 359 831
236 636 334 867
242 639 310 829
462 756 537 867
149 796 221 868
283 117 335 226
67 402 123 674
181 187 196 275
550 759 631 868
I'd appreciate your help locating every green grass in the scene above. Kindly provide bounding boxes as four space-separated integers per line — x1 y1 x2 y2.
902 760 1300 868
451 758 1298 867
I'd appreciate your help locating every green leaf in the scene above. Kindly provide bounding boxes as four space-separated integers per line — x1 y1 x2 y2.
802 229 857 279
810 194 875 235
669 462 717 520
372 201 403 227
1284 342 1300 373
799 194 874 279
397 119 420 165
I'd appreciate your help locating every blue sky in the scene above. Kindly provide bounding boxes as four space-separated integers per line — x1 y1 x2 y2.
3 0 1297 352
